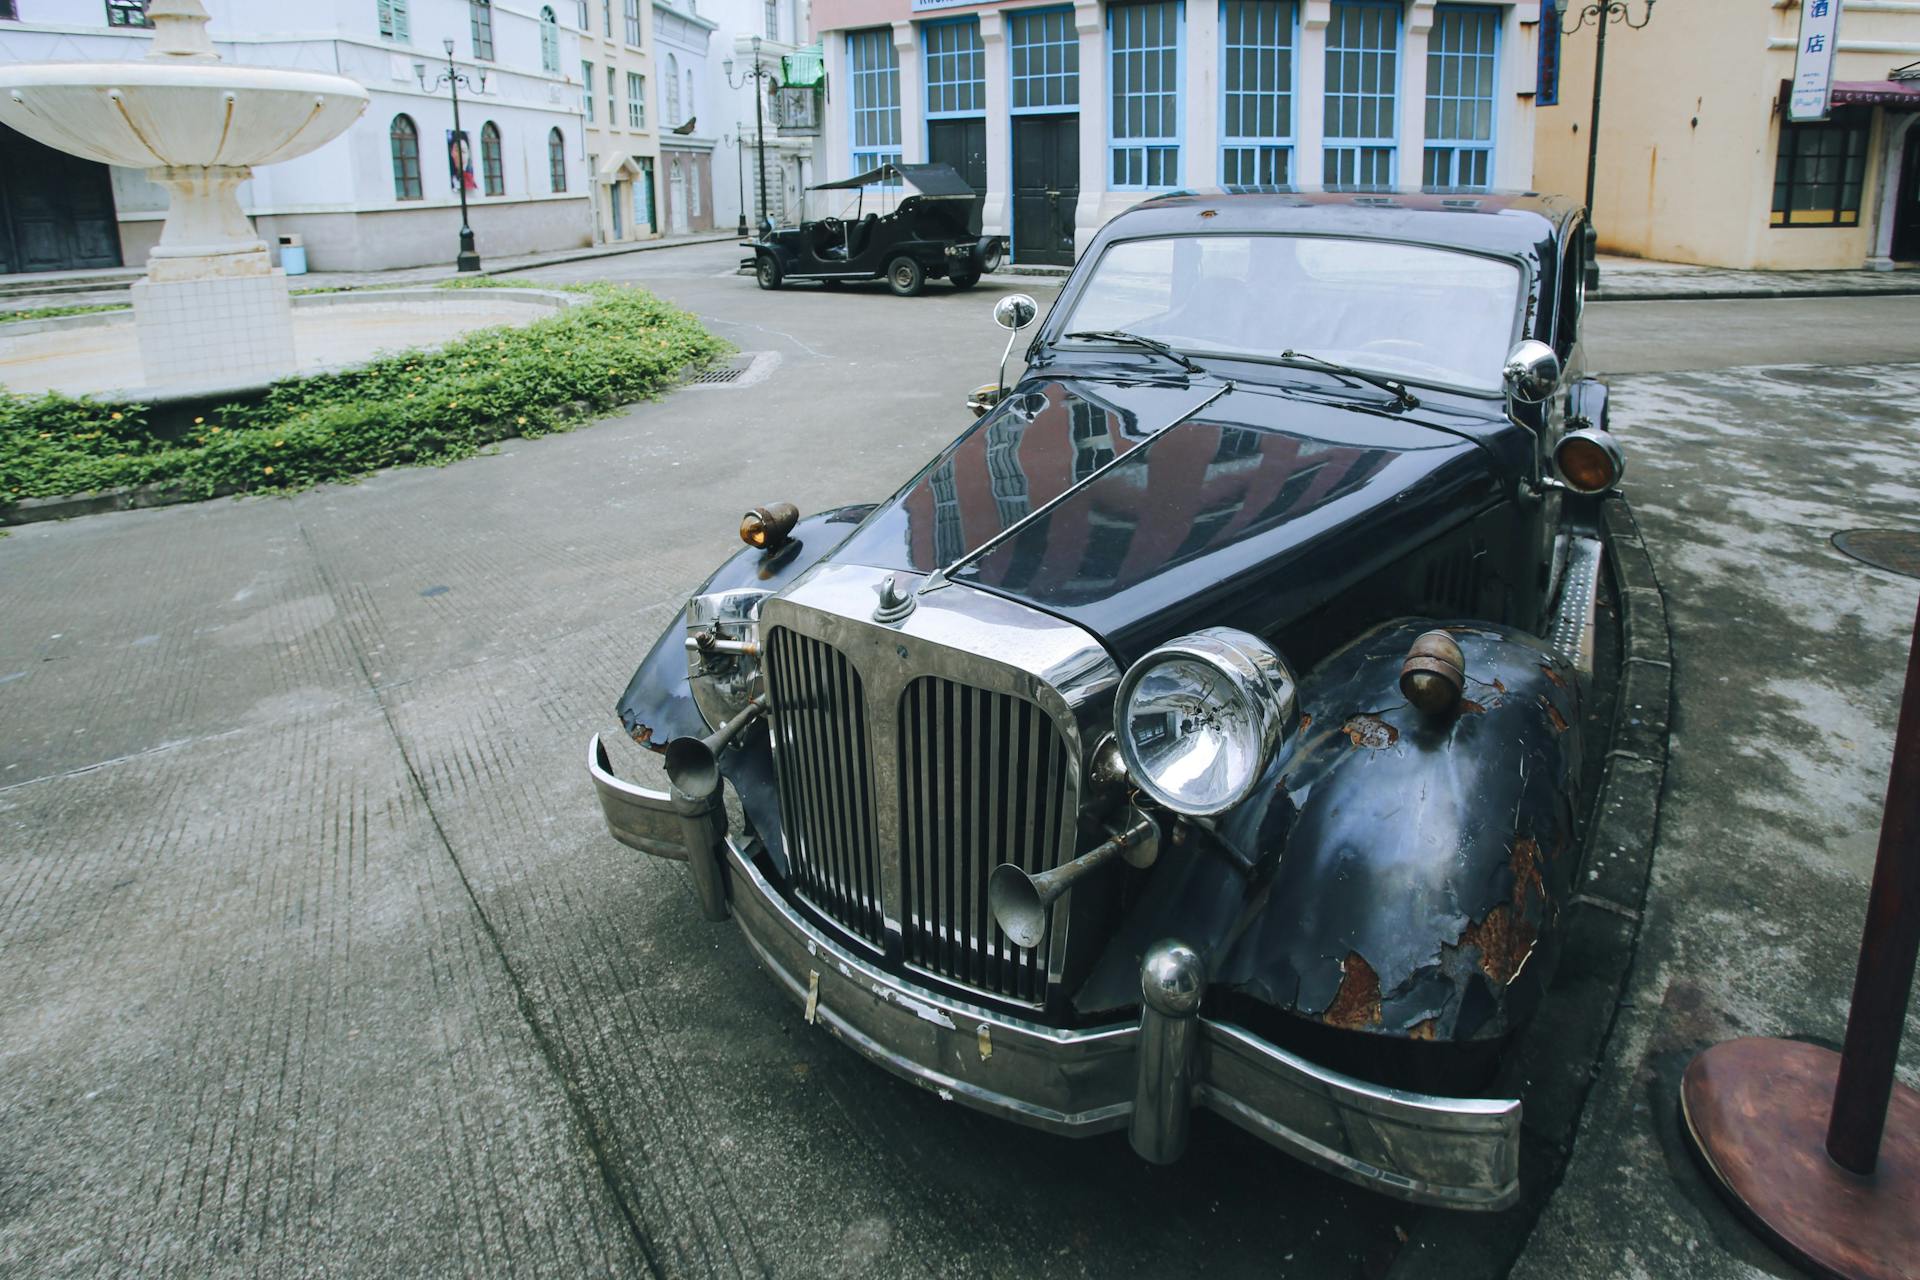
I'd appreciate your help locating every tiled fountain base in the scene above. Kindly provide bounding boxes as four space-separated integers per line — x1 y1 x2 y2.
131 271 296 386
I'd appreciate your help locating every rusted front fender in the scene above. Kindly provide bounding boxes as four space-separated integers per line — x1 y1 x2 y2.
1217 619 1584 1043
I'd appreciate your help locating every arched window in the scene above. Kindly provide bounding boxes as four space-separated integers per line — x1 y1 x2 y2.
469 0 494 60
539 6 559 73
390 113 422 199
665 53 681 125
548 127 568 192
684 68 695 121
480 122 504 195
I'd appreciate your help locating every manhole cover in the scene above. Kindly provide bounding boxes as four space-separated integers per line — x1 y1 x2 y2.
1833 529 1920 579
1763 368 1881 391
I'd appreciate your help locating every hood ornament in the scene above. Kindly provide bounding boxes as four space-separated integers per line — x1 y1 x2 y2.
873 572 917 624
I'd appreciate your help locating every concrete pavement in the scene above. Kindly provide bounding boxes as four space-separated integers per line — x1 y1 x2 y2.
4 239 1920 1276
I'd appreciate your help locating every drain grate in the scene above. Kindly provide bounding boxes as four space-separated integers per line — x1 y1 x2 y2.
685 361 746 385
1833 529 1920 580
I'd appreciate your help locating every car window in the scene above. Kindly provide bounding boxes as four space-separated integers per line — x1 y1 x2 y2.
1061 234 1524 393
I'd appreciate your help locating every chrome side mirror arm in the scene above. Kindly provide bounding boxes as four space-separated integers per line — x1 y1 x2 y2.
1502 339 1562 500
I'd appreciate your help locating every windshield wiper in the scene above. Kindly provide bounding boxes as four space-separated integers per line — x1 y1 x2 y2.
1064 329 1204 375
1278 349 1420 411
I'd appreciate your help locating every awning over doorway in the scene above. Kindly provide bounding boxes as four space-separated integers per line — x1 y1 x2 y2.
1831 80 1920 109
782 45 824 89
596 153 645 183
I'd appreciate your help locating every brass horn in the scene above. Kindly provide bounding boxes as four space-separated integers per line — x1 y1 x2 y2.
664 696 768 802
989 812 1159 950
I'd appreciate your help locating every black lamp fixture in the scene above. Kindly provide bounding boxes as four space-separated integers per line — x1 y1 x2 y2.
723 36 777 231
1558 0 1657 292
416 37 488 272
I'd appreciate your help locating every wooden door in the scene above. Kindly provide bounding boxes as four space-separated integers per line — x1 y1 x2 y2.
1012 114 1077 267
0 125 122 274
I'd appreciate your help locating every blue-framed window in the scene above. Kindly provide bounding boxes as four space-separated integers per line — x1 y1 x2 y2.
925 18 985 117
1323 0 1398 189
1423 5 1497 190
1009 8 1079 112
848 28 902 171
1221 0 1295 187
1109 1 1182 189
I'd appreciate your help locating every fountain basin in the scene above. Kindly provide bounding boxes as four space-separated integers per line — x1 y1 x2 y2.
0 63 367 170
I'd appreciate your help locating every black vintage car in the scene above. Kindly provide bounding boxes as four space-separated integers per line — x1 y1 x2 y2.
593 191 1629 1209
743 162 1005 296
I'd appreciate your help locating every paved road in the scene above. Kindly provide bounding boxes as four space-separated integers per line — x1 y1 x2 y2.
4 240 1919 1278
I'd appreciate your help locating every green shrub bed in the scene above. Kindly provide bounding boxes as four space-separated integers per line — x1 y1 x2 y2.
0 282 727 504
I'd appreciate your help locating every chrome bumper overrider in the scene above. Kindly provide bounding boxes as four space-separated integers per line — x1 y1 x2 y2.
587 735 1522 1210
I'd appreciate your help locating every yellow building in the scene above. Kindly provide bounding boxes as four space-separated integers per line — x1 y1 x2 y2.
1534 0 1919 269
578 0 666 242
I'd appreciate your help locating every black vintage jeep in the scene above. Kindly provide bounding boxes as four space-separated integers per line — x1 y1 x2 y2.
597 191 1628 1210
743 161 1005 296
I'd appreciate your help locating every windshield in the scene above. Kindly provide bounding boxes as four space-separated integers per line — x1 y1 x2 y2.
1059 235 1524 392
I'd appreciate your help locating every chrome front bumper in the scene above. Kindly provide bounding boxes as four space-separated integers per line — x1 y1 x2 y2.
588 734 1523 1210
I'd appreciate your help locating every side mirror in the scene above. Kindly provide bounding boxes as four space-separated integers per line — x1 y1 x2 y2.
1503 340 1561 405
993 293 1038 332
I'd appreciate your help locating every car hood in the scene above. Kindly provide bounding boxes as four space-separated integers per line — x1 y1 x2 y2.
822 374 1511 664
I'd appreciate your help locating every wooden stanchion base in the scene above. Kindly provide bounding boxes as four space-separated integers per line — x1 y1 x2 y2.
1681 1038 1919 1280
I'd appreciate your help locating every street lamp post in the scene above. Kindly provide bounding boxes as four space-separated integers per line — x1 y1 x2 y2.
723 37 776 230
1559 0 1656 292
416 38 487 273
722 132 748 237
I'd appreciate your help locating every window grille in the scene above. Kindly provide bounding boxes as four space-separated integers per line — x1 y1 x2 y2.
925 19 985 117
469 0 494 60
1009 8 1078 112
628 72 646 128
1221 0 1294 187
480 122 505 195
549 127 569 191
1323 0 1397 189
390 114 423 199
766 0 779 41
539 6 559 72
1422 5 1496 190
1771 113 1869 226
1109 1 1181 189
377 0 410 42
848 28 902 170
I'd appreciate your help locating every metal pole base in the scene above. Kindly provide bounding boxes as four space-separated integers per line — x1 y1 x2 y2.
456 226 482 273
1681 1037 1919 1280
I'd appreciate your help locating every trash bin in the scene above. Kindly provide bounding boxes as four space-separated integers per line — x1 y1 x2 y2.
278 233 307 276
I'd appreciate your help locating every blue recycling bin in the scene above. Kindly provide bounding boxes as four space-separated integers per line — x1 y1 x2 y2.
280 242 308 276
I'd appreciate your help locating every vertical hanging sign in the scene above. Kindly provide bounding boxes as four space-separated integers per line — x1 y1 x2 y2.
1789 0 1844 122
1537 0 1561 107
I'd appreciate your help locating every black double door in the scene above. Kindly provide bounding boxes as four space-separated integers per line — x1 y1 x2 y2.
927 117 986 236
0 125 123 276
1012 114 1077 267
1894 125 1920 263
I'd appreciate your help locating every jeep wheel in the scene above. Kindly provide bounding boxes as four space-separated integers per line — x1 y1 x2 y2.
755 255 782 290
886 257 926 297
949 269 981 291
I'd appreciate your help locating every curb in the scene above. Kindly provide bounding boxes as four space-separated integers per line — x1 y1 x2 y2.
0 478 246 525
1592 283 1920 303
478 231 745 278
1386 495 1674 1280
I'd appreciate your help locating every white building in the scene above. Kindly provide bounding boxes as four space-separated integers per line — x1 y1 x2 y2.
0 0 596 273
808 0 1540 265
653 0 720 232
579 0 666 245
705 0 825 232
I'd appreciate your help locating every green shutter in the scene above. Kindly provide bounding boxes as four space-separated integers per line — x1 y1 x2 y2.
392 0 411 42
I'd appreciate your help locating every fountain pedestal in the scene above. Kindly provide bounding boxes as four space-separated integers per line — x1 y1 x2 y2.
132 162 297 386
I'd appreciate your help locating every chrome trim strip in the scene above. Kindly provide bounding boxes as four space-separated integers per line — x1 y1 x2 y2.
723 834 1523 1210
587 734 688 861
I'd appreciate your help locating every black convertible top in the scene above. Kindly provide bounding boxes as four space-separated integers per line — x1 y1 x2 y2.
809 162 976 198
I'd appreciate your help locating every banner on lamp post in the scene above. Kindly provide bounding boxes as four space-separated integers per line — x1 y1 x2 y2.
446 129 477 192
1537 0 1561 107
1789 0 1844 122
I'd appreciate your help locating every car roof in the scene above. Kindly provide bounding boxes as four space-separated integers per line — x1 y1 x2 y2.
1093 189 1584 260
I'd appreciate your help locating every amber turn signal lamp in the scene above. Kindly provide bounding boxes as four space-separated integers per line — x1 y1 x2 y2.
1553 429 1625 496
740 502 799 552
1400 630 1465 716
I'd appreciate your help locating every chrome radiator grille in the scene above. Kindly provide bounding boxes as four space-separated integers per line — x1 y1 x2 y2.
764 628 885 945
900 678 1071 1002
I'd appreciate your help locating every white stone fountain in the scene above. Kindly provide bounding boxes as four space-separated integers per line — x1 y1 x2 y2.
0 0 367 387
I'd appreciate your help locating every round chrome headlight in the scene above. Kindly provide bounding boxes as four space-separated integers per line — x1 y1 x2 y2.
686 588 768 729
1115 628 1298 817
